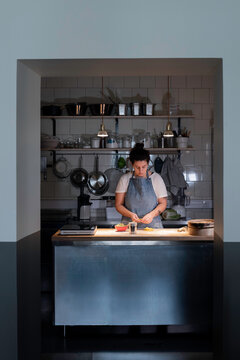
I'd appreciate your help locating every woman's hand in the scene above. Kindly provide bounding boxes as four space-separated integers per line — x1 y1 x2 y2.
131 213 141 223
140 212 154 224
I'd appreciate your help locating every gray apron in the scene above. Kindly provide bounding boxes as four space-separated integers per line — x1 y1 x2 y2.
122 171 163 229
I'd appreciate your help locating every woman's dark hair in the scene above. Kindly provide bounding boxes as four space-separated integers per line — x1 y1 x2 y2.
129 143 150 164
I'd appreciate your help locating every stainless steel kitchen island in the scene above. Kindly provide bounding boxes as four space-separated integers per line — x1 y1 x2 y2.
52 229 214 327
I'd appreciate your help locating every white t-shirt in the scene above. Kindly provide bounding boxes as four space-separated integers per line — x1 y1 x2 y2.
115 172 167 199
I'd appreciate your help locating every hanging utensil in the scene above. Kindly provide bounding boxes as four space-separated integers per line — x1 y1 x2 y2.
70 155 88 187
52 156 72 179
87 155 109 195
154 155 163 174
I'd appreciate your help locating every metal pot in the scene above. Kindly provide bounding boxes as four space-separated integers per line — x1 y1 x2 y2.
188 219 214 236
87 155 109 195
65 102 87 116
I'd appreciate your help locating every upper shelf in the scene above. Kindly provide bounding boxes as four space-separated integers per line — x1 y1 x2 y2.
41 147 195 154
41 115 195 120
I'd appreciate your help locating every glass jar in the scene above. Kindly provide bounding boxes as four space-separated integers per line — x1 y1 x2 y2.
143 132 151 148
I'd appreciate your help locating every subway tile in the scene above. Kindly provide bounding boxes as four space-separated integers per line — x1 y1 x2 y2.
195 150 212 166
195 119 211 135
194 181 212 198
69 88 85 99
54 88 70 102
108 77 124 88
47 77 77 88
202 75 215 88
155 76 168 88
41 77 47 87
103 118 116 133
186 76 202 88
191 104 202 119
179 89 194 104
202 165 212 181
179 150 195 166
41 88 55 103
124 76 140 88
56 120 70 135
179 118 195 135
77 76 93 88
202 104 214 119
67 155 79 167
85 118 101 134
132 118 148 132
92 77 109 88
185 181 195 197
171 76 186 88
100 154 116 166
46 77 62 88
169 88 179 103
184 165 203 182
81 154 94 168
189 135 201 150
140 76 155 88
70 185 81 198
118 118 132 134
131 88 148 101
201 134 213 150
85 88 102 103
54 181 71 198
194 89 210 104
115 88 132 102
41 118 54 135
210 89 214 104
70 119 86 134
147 88 165 104
196 208 213 218
147 118 165 134
41 182 55 198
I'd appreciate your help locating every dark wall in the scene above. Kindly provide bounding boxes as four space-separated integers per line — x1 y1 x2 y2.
0 242 18 360
0 231 40 360
17 231 41 360
223 242 240 359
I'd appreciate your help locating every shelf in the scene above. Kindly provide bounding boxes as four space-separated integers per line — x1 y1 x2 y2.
41 115 195 119
41 147 195 154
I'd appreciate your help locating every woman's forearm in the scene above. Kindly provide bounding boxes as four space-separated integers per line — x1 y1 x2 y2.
151 199 167 217
116 204 135 219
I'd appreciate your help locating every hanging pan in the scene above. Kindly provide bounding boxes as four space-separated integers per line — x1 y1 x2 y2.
53 156 72 179
70 155 88 187
87 155 109 195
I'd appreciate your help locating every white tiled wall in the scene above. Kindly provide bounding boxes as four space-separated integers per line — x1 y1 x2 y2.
41 75 214 218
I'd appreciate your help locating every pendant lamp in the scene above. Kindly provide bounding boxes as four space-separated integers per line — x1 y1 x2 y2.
163 76 174 138
97 77 108 138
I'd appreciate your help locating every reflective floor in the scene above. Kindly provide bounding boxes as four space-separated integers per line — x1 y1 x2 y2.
41 293 213 360
42 353 212 360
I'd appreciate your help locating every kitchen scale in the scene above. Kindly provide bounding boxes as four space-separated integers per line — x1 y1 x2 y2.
59 224 97 235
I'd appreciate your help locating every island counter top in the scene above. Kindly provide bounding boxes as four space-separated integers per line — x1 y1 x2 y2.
52 228 214 244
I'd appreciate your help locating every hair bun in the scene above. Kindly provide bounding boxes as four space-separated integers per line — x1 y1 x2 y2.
134 142 144 150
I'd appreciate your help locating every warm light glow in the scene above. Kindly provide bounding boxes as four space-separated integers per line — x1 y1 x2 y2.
97 122 108 137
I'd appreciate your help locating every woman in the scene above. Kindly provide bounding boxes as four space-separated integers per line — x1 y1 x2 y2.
115 143 167 229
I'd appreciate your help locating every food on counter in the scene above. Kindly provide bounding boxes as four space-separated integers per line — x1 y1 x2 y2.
162 209 181 220
115 223 128 231
116 223 126 227
144 227 154 231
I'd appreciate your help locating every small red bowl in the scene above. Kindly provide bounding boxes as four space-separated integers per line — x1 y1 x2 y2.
115 225 128 232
